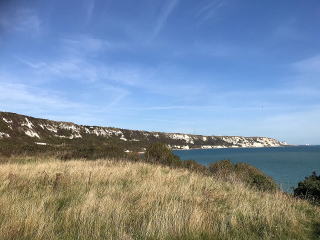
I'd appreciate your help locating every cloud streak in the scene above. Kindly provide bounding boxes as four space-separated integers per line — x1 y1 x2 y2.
61 36 109 54
196 0 225 23
292 55 320 74
288 55 320 90
16 38 320 112
0 80 86 112
0 8 41 35
0 72 131 125
15 57 47 69
151 0 179 40
15 35 140 86
85 0 95 24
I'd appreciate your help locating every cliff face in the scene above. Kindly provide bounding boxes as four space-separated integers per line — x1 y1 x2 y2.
0 111 287 151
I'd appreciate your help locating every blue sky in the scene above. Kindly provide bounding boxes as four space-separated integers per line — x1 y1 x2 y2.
0 0 319 144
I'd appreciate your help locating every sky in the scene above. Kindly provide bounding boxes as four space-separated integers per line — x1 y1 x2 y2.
0 0 319 144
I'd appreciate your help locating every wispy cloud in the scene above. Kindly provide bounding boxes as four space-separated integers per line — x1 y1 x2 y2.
15 35 132 84
0 72 131 124
3 35 134 119
18 55 149 86
0 8 41 35
99 84 130 108
85 0 95 24
13 32 320 136
15 35 137 85
289 55 320 89
18 46 320 108
0 80 85 113
15 57 47 69
151 0 179 40
196 0 226 23
127 101 320 114
292 55 320 74
272 19 301 41
259 108 320 144
60 35 110 54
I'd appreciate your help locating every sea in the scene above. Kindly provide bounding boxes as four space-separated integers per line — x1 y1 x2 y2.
173 146 320 192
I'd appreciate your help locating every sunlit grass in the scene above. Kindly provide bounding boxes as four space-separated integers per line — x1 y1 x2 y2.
0 158 319 239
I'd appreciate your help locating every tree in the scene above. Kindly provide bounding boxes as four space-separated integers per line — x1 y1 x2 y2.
145 143 181 166
294 171 320 204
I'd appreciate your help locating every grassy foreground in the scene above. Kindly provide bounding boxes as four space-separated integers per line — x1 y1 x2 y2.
0 158 319 240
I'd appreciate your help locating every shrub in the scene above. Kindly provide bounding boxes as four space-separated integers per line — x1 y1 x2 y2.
126 152 141 162
208 159 234 178
181 160 208 173
60 144 125 160
208 160 278 192
145 143 181 166
234 163 278 192
294 171 320 204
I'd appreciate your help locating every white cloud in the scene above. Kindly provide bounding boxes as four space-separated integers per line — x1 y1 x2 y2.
292 55 320 74
288 55 320 91
0 8 41 35
272 19 302 42
60 35 109 54
18 55 148 86
196 0 226 23
259 108 320 144
85 0 95 24
0 80 84 112
6 35 133 116
99 84 130 108
0 72 130 125
15 35 151 87
15 57 47 69
12 33 320 137
151 0 179 40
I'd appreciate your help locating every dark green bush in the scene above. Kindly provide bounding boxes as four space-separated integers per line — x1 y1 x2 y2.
234 163 278 192
208 159 234 177
60 144 125 160
294 172 320 204
181 160 208 173
145 143 181 166
0 141 57 157
126 152 141 162
208 160 278 192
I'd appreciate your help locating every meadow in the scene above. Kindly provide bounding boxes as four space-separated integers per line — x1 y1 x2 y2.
0 157 319 240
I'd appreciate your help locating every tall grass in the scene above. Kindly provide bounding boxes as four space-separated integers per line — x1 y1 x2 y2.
0 158 319 240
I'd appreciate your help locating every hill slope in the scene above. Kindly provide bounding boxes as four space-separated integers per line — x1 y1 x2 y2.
0 158 318 240
0 111 287 151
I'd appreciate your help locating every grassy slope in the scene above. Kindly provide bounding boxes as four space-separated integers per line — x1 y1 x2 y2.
0 158 319 240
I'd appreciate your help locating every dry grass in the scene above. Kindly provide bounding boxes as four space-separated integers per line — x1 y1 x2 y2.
0 158 319 240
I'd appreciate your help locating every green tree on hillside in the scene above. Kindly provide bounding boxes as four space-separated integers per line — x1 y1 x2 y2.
145 143 181 166
294 171 320 204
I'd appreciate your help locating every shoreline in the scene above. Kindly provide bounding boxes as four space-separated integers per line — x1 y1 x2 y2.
171 145 299 151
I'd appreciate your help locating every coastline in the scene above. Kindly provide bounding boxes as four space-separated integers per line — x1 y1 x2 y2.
172 145 295 151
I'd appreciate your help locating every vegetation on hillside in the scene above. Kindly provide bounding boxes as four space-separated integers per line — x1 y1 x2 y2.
0 140 127 160
144 143 278 192
145 143 207 172
208 160 279 192
0 142 319 239
0 158 319 240
294 171 320 205
0 111 285 155
0 142 278 193
145 142 181 165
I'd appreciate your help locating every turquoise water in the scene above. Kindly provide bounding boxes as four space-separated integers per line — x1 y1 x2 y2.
173 146 320 192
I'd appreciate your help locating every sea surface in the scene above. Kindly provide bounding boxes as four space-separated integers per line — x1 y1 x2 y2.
173 146 320 192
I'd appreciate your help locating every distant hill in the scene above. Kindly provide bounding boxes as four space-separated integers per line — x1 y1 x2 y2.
0 111 287 152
